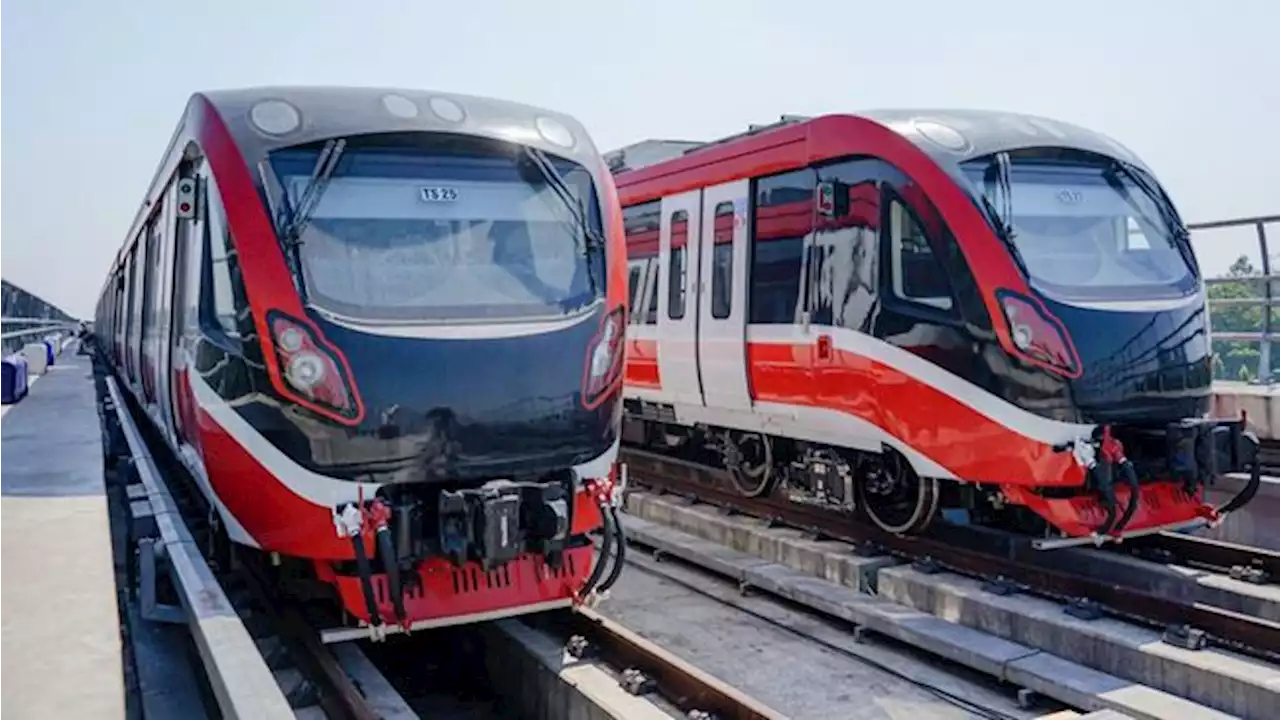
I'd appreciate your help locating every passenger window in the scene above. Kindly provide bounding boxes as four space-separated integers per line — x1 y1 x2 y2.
622 201 661 326
889 200 953 311
628 262 642 314
644 259 659 324
668 211 688 320
711 203 734 319
750 168 815 324
204 172 240 337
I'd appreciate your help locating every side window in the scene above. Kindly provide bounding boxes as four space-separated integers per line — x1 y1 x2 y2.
812 158 885 329
142 210 163 346
627 261 643 311
711 203 734 319
623 201 661 326
644 260 659 324
203 171 240 337
668 211 688 319
749 168 814 324
888 199 954 312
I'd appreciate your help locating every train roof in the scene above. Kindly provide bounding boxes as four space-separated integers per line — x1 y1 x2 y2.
199 85 605 165
605 108 1145 176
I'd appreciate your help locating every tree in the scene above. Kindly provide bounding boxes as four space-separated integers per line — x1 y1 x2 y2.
1207 255 1271 382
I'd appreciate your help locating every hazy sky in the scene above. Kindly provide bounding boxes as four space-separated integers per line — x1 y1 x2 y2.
3 0 1277 318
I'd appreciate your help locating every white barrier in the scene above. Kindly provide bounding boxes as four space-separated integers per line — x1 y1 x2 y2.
21 343 49 375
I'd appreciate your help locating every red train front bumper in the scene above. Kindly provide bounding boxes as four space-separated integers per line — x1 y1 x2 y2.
1003 480 1219 546
317 544 595 631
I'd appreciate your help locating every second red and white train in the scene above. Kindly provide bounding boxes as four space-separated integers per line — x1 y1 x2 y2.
609 111 1261 547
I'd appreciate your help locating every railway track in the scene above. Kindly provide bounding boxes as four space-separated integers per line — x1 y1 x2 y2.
104 367 784 719
533 606 782 720
1124 531 1280 583
619 446 1280 658
104 374 408 719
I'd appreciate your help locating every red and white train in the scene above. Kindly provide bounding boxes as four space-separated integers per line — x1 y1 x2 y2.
610 111 1261 547
94 86 629 635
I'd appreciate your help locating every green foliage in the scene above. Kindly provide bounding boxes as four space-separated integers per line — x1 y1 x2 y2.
1207 255 1274 382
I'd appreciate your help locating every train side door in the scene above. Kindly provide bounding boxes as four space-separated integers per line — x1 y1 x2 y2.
168 168 204 451
698 180 753 412
655 191 704 407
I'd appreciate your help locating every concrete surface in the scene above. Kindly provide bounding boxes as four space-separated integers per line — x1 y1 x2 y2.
1213 382 1280 440
1201 473 1280 550
877 565 1279 719
595 539 1008 719
1 357 125 719
483 618 680 719
623 492 1239 720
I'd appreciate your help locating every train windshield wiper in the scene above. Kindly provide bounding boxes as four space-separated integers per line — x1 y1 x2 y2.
281 137 347 249
980 152 1031 278
1103 160 1197 272
520 145 604 296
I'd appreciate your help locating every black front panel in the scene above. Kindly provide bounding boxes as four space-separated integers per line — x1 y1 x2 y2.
1052 297 1213 425
307 308 617 483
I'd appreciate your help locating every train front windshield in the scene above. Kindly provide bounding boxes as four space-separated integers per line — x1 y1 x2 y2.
961 151 1198 303
268 136 605 323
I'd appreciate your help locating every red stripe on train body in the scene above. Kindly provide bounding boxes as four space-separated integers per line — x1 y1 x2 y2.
92 86 628 634
611 111 1259 543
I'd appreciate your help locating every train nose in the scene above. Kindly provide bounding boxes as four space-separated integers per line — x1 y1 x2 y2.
1053 299 1214 425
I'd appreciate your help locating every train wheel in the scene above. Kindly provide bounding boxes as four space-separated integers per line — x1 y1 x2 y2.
859 451 940 535
721 430 775 497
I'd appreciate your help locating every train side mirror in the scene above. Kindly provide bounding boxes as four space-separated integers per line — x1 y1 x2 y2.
816 180 850 218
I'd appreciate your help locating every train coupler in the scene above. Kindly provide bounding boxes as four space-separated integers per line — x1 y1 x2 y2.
1165 416 1261 516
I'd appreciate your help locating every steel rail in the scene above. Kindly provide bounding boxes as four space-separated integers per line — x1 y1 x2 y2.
558 606 784 720
620 447 1280 657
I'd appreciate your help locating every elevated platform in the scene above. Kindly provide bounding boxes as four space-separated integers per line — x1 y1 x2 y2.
1212 381 1280 440
1 351 125 718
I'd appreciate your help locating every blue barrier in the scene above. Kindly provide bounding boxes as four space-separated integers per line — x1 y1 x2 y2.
44 341 55 367
3 354 30 404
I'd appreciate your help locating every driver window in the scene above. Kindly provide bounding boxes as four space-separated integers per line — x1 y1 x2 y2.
889 200 954 312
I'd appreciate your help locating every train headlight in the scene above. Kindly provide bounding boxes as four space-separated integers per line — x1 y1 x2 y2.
535 116 575 149
997 291 1082 379
278 327 306 353
249 99 302 136
590 318 617 379
268 313 364 424
581 306 625 409
287 353 327 389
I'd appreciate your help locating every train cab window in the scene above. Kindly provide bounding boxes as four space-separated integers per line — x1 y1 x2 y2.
888 200 954 312
203 172 240 338
711 203 734 319
749 168 814 324
668 211 688 320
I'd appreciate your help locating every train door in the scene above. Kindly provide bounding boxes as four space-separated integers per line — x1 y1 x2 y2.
697 180 753 412
656 191 704 407
168 166 204 450
155 180 180 446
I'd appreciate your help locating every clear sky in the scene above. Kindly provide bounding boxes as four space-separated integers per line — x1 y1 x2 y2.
2 0 1277 318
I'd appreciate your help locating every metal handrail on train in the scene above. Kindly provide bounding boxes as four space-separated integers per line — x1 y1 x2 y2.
1194 214 1280 384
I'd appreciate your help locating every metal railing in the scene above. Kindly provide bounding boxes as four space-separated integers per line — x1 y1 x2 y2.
1199 214 1280 384
1 317 79 356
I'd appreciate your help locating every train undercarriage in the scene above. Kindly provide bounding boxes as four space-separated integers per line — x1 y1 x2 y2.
620 402 1263 548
